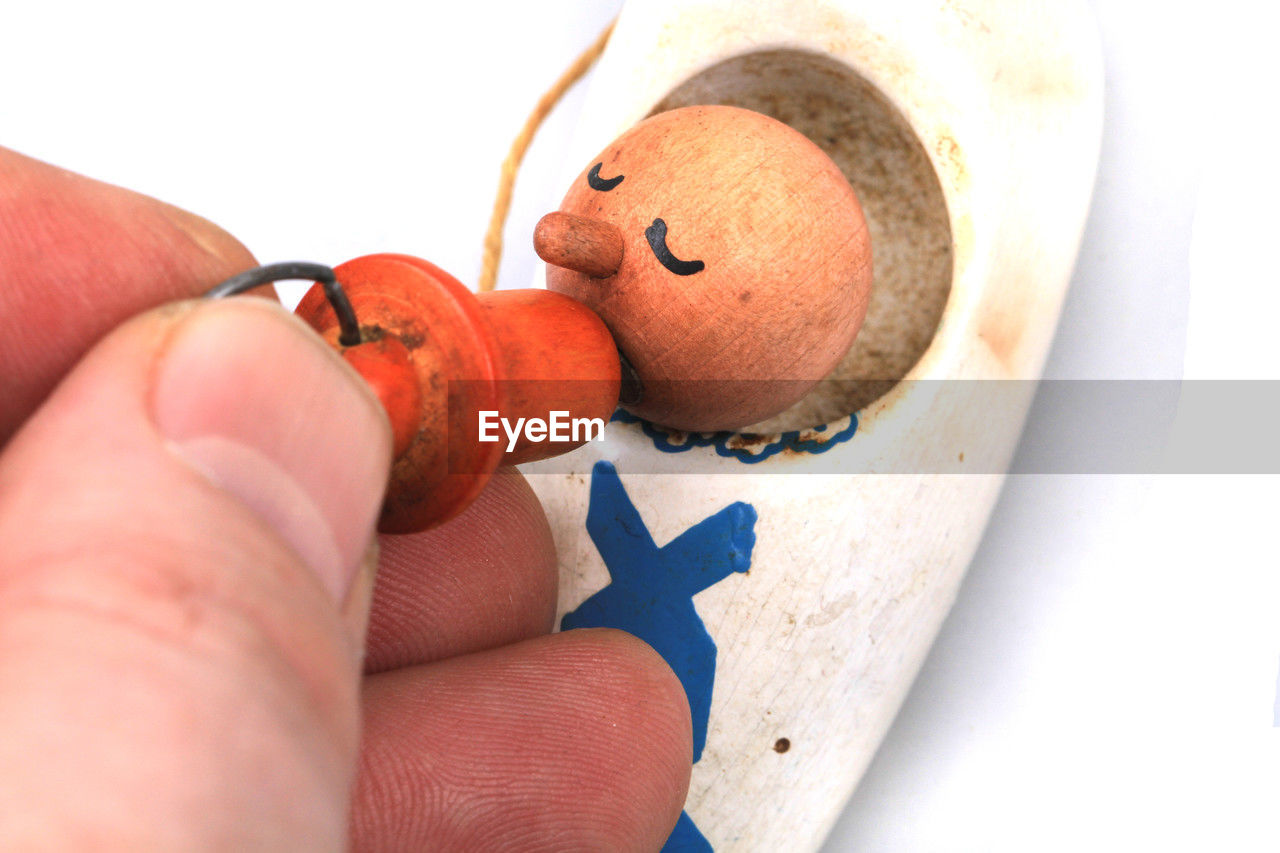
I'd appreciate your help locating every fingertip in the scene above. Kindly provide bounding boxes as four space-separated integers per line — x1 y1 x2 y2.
0 291 392 849
564 628 696 847
354 630 693 851
154 200 258 286
151 297 393 602
366 468 558 671
550 625 696 794
0 146 260 440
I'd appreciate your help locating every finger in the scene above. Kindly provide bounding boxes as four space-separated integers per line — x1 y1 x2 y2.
0 146 255 441
364 469 558 674
0 298 390 847
351 629 693 852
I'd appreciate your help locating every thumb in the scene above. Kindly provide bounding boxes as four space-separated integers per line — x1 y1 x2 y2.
0 298 391 847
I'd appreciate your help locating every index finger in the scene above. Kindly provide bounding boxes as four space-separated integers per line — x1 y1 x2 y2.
0 146 255 442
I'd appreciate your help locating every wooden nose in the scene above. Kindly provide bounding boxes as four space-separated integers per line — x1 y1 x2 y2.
534 211 624 279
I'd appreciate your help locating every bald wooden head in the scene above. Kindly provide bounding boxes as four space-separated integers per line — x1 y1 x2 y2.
540 105 872 432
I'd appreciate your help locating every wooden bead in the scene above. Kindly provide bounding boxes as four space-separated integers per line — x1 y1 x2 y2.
542 104 872 432
296 254 619 533
296 254 501 532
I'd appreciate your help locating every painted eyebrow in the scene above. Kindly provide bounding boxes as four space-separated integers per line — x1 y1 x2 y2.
587 162 624 191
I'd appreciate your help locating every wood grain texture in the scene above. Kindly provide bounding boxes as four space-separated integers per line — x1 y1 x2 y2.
298 259 621 532
297 254 503 533
533 211 625 279
545 105 872 432
476 289 621 465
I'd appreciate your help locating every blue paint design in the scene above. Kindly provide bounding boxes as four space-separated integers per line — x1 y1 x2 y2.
561 460 757 852
611 408 858 463
663 811 714 852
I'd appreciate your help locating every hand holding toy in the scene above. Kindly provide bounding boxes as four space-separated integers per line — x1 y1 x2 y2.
211 106 872 533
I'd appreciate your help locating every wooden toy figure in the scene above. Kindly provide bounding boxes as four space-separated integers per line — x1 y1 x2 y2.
536 104 873 432
210 106 872 533
201 1 1103 848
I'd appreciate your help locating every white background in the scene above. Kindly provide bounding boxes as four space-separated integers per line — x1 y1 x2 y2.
3 1 1277 850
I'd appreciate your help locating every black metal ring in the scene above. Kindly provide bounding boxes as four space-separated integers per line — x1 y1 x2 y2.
205 261 362 347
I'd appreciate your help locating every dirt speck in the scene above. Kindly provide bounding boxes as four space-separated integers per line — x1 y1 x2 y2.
357 324 386 343
726 432 768 452
398 329 426 350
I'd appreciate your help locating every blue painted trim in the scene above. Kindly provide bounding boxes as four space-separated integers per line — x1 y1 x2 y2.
611 409 859 463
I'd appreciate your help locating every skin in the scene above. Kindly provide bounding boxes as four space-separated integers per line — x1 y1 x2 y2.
0 146 692 850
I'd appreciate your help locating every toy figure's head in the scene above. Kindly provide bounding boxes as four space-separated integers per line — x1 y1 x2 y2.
535 104 872 432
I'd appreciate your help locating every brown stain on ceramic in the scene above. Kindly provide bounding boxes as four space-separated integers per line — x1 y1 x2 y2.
933 132 969 195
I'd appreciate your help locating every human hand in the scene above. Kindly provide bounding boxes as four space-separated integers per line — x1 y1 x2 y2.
0 147 691 849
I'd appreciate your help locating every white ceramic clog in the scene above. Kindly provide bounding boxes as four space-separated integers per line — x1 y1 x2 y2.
523 2 1103 849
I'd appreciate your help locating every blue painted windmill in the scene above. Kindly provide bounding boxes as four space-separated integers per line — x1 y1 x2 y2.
562 461 758 851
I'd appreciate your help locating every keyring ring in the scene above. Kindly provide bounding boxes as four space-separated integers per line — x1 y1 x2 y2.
205 261 362 347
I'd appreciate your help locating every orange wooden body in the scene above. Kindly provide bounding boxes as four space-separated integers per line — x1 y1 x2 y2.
476 289 621 465
296 253 620 533
338 334 420 459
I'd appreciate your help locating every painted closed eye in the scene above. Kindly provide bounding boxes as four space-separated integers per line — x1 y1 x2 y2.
587 162 624 191
645 218 705 276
